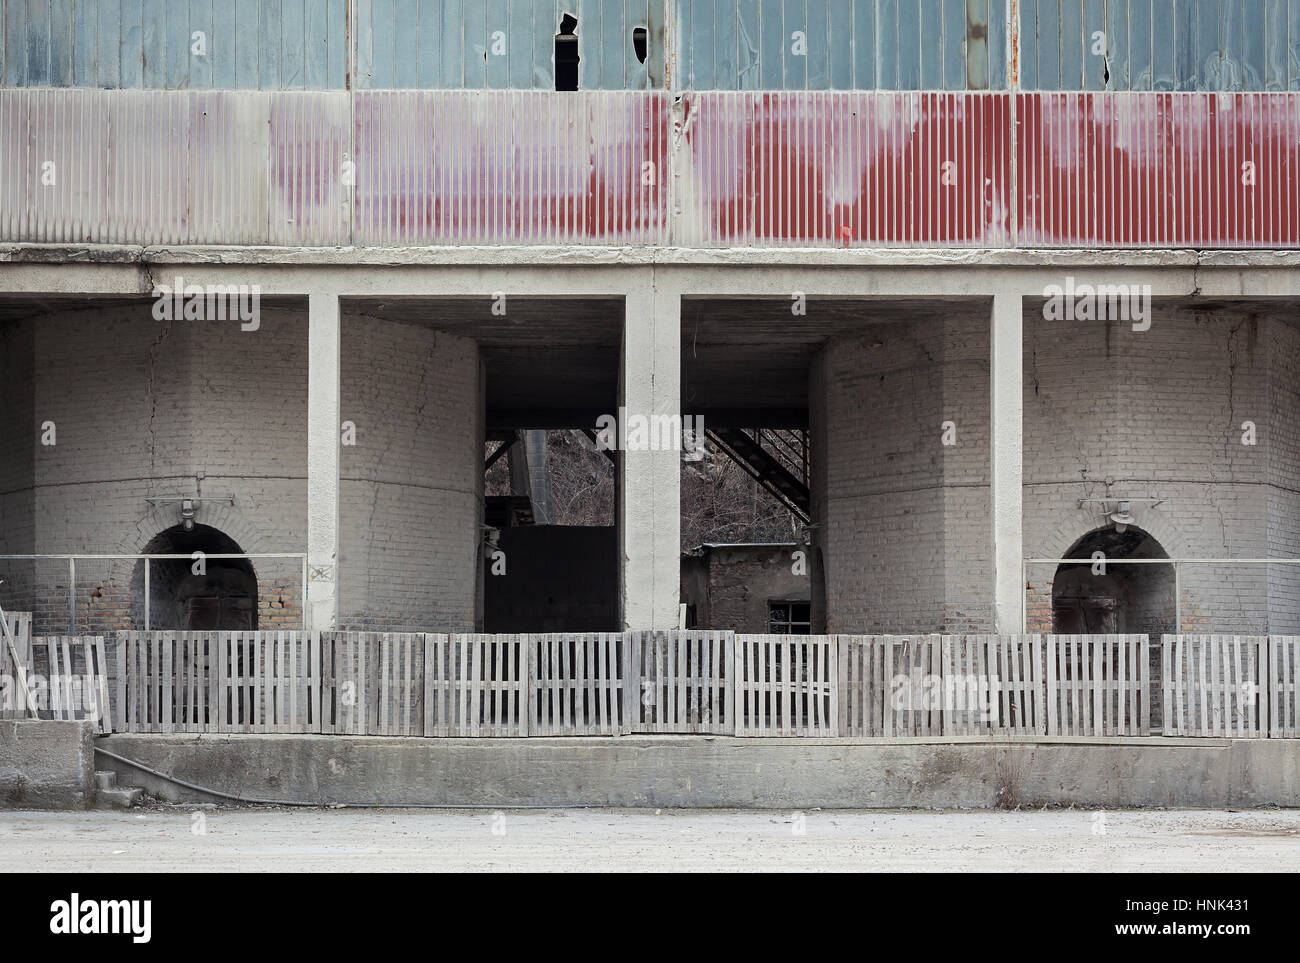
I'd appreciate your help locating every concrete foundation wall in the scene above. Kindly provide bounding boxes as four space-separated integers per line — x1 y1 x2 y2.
339 314 481 632
0 720 95 809
98 733 1300 809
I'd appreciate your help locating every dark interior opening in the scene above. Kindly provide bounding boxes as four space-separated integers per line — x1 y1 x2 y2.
556 15 579 90
131 524 258 630
1052 526 1174 636
633 26 648 64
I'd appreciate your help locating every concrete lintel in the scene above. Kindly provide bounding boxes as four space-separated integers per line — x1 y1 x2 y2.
307 291 341 633
1 250 1298 301
6 242 1300 269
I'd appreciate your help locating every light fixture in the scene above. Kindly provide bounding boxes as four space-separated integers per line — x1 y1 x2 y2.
180 498 196 531
1107 501 1134 534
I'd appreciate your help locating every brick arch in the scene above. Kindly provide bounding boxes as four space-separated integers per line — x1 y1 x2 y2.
1039 508 1188 565
118 501 268 561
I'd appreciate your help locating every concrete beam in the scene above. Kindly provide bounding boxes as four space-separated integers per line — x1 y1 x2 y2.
620 276 681 630
307 291 341 633
991 294 1024 633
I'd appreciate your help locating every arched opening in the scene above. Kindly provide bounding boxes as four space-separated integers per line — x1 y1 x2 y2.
131 525 258 630
1052 526 1174 636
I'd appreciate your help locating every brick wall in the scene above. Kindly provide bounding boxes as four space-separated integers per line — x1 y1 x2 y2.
1023 302 1277 635
680 543 810 633
814 309 991 633
339 314 481 632
2 300 309 634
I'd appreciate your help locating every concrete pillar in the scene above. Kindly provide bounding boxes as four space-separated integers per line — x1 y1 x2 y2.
307 292 341 633
991 293 1024 633
619 280 680 630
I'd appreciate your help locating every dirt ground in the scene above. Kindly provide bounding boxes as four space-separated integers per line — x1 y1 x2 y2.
2 807 1298 872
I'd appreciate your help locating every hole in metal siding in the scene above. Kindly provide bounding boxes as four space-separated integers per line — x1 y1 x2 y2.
556 14 579 90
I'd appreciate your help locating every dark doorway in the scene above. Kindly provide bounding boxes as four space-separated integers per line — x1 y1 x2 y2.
132 525 258 630
1052 526 1174 636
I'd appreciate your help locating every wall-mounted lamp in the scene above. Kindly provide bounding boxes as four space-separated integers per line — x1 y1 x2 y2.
1107 501 1134 534
180 498 196 531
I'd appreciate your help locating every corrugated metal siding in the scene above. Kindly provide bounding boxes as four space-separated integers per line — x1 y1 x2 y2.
351 90 668 242
0 88 348 243
674 90 1012 243
0 0 665 90
2 87 1297 246
675 0 1001 89
1021 0 1300 90
1 0 348 89
1018 91 1300 245
353 0 666 89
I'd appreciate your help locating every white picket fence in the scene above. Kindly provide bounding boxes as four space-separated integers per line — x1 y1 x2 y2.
735 635 837 736
1046 635 1149 737
0 611 33 719
87 630 1300 739
839 635 1048 737
1161 635 1268 737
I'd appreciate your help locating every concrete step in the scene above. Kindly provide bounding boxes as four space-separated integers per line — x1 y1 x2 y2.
95 785 144 810
94 770 118 792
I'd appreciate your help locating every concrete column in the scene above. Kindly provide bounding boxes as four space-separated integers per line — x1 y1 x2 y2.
991 293 1024 633
620 278 681 630
307 292 341 633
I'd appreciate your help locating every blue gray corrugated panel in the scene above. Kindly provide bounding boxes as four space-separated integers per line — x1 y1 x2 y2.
1022 0 1300 90
1 0 348 89
1 0 665 89
676 0 1002 88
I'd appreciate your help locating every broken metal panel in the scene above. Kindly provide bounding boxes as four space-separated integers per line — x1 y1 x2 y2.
674 90 1014 245
1100 0 1125 90
1016 91 1300 246
1022 0 1300 91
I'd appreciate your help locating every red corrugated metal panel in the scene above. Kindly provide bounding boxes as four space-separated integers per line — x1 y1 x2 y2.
676 91 1013 247
1017 93 1300 248
351 91 668 246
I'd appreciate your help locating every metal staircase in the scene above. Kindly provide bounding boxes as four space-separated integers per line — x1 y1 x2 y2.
705 428 810 522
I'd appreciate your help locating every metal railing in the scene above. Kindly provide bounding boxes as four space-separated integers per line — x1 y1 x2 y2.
0 554 308 633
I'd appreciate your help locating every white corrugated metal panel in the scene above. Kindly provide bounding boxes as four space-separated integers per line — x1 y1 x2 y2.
1 88 350 246
351 90 668 245
269 92 350 245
